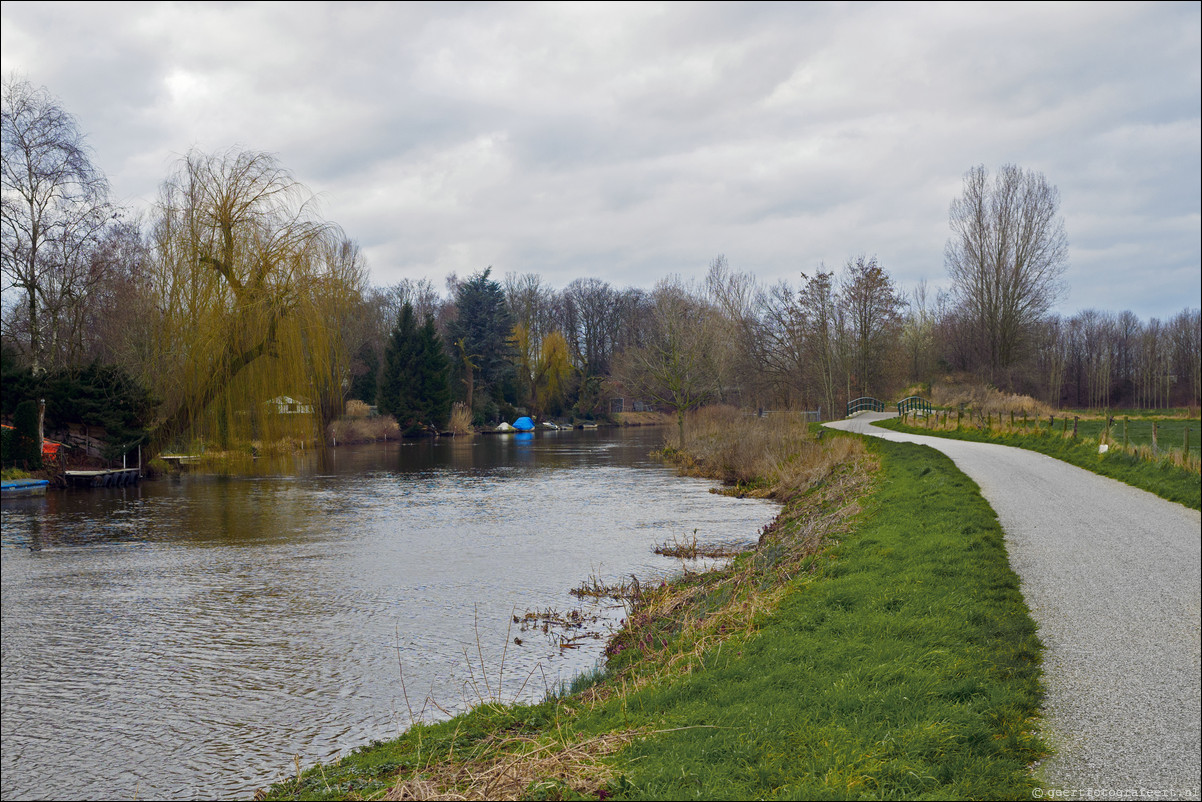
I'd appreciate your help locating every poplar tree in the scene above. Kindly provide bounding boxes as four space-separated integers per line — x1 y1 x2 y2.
945 164 1068 383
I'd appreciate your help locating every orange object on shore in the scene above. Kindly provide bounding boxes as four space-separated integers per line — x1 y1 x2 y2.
0 423 62 458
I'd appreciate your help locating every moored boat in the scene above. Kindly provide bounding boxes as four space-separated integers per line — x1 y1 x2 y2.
1 479 49 498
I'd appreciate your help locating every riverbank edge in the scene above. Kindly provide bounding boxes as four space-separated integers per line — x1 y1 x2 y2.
875 416 1201 510
259 433 1047 801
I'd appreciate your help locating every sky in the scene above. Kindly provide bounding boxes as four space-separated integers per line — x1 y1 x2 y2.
2 1 1199 320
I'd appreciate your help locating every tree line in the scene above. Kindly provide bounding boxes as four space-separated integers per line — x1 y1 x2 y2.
3 77 1199 464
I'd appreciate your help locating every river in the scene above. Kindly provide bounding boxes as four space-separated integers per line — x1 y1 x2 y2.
1 427 776 801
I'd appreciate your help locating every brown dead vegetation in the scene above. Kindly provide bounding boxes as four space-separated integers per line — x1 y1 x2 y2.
384 730 640 801
928 379 1053 418
327 414 400 445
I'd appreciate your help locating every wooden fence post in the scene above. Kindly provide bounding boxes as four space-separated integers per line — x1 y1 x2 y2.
1072 416 1078 438
1123 417 1129 449
1152 420 1158 456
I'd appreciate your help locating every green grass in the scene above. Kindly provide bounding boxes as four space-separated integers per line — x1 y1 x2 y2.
1072 417 1200 457
603 438 1045 800
879 416 1201 511
261 436 1046 801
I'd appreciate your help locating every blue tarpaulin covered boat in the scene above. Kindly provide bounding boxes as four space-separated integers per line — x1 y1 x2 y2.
513 416 535 432
1 479 49 498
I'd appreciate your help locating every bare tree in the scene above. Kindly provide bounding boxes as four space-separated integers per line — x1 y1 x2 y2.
945 164 1068 383
2 77 114 373
1169 308 1201 408
615 277 718 448
560 277 623 376
705 254 768 408
795 269 843 418
841 255 905 399
901 279 936 385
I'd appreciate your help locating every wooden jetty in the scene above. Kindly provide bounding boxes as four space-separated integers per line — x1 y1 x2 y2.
64 468 141 488
159 454 201 468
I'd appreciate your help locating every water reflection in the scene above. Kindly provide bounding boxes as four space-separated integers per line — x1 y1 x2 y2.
1 428 776 801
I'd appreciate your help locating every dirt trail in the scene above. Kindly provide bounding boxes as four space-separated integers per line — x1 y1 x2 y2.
825 413 1201 799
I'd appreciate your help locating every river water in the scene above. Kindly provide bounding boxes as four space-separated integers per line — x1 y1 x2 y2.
1 427 776 801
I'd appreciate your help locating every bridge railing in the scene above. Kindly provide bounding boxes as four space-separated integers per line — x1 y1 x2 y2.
897 396 933 416
846 397 886 416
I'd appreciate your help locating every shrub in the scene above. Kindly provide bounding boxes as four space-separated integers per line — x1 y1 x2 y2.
449 402 473 435
328 415 400 445
344 399 372 418
663 405 861 505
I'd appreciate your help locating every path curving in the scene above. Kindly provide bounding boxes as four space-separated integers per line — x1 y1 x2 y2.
825 412 1201 799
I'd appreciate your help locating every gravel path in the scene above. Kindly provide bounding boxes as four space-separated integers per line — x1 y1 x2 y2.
825 413 1201 800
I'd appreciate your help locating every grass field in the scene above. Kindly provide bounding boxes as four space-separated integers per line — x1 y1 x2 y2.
261 421 1047 801
1070 417 1199 457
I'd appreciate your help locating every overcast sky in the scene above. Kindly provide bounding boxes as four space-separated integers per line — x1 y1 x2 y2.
2 1 1199 320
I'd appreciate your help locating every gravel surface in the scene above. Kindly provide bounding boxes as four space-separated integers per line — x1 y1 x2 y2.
825 413 1201 801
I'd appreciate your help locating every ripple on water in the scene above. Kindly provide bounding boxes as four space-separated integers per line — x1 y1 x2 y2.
1 429 777 800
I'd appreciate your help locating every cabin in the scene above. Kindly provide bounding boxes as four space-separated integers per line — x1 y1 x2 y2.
264 396 314 415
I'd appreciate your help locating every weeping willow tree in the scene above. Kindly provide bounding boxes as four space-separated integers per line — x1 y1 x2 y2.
509 323 574 417
142 149 366 456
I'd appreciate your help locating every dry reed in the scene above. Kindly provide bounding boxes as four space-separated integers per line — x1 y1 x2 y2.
327 414 401 445
384 730 640 801
345 399 373 418
928 380 1053 418
448 403 473 436
653 530 747 559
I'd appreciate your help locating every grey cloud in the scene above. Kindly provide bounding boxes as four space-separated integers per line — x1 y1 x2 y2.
1 1 1197 318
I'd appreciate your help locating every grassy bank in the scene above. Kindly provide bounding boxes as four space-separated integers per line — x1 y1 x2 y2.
261 414 1046 801
878 415 1201 511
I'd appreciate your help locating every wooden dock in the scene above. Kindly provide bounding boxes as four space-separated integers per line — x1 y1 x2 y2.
64 468 141 488
159 454 201 468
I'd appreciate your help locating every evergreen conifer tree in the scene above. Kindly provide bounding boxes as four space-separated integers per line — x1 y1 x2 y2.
416 315 453 430
446 268 514 417
378 303 420 430
378 303 453 434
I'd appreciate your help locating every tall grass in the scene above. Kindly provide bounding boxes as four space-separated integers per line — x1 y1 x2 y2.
448 402 474 436
928 380 1053 418
660 405 857 504
326 414 399 445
